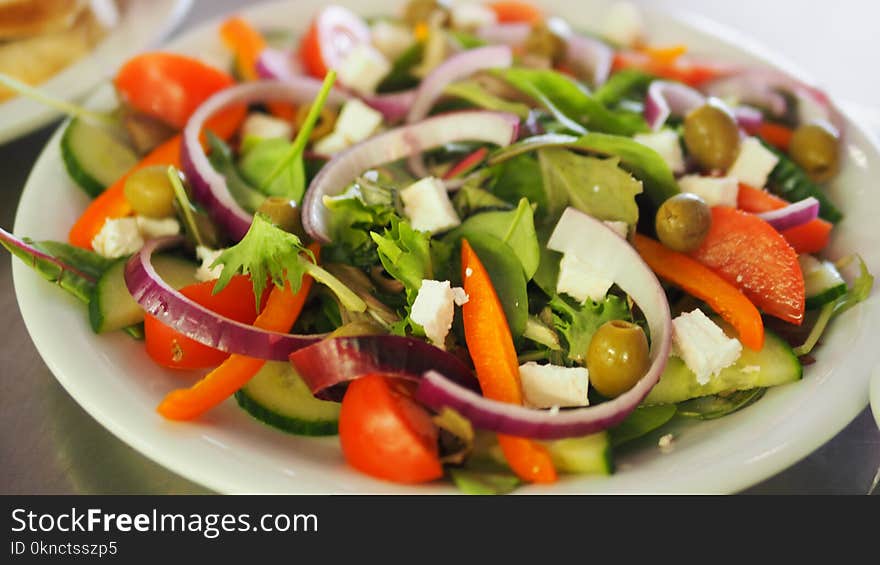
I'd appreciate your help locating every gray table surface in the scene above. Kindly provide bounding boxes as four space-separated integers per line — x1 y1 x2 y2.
1 0 879 495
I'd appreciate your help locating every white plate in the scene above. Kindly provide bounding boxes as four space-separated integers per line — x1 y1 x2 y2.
11 0 880 493
0 0 193 145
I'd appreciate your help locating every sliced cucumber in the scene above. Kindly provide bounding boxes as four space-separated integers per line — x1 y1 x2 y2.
676 388 766 420
644 324 801 406
800 254 847 309
61 118 138 197
610 404 677 447
545 432 612 475
89 254 198 333
235 362 340 436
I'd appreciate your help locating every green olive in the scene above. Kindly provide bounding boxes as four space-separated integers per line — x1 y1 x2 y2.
123 165 176 218
257 197 307 239
523 22 565 64
586 320 650 398
655 193 712 252
789 121 840 182
403 0 446 26
683 100 741 171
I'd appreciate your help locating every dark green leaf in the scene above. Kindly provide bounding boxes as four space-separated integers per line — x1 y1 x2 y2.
206 132 266 212
238 137 306 203
488 153 547 215
610 404 677 446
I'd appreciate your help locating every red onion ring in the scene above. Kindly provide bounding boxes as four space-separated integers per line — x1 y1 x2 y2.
124 237 322 360
407 45 513 123
565 34 614 87
181 80 349 241
362 89 418 123
476 22 531 46
302 110 520 242
255 47 302 81
756 197 820 231
415 207 673 439
644 80 706 130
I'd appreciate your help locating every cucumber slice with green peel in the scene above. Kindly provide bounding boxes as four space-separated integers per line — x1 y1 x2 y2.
643 323 802 406
610 404 677 447
235 362 340 436
676 388 766 420
544 432 612 475
61 118 138 197
89 254 198 334
800 254 847 309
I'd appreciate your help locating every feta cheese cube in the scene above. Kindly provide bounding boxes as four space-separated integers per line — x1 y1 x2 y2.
313 99 383 155
400 177 461 234
600 2 645 47
136 216 180 239
556 252 613 303
450 2 498 31
371 20 414 60
241 112 293 141
195 246 225 282
91 217 144 259
727 136 779 189
672 309 743 385
634 129 685 174
677 175 739 207
603 220 629 239
410 280 465 348
336 43 391 96
519 362 590 408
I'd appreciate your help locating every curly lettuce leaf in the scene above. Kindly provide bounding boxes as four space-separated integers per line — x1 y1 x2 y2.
550 293 632 365
324 188 398 268
370 218 435 299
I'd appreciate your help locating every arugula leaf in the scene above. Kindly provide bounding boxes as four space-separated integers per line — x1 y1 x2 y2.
370 219 434 299
443 80 531 118
238 137 306 203
206 132 266 212
447 198 541 280
550 293 631 365
538 148 644 224
488 153 547 215
453 182 514 217
493 68 647 136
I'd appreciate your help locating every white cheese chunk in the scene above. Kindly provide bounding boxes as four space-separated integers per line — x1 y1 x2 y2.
556 252 613 303
450 2 498 30
400 177 461 234
371 20 414 60
91 217 144 259
195 246 226 282
672 309 743 385
519 362 590 409
600 2 645 47
336 43 391 96
410 280 465 348
313 99 384 155
677 175 739 207
241 112 293 141
135 216 180 239
633 129 685 174
727 136 780 189
603 220 629 239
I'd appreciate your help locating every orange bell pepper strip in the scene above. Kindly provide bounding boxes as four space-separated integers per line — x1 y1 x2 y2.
460 239 557 483
488 1 545 24
736 183 832 254
612 50 729 87
632 234 765 350
157 244 319 421
756 122 794 152
67 105 246 249
219 16 296 121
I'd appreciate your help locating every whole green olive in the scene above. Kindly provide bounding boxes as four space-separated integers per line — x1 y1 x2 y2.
655 193 712 252
403 0 447 26
683 100 741 171
257 196 307 239
123 165 176 218
523 21 566 64
788 121 840 182
586 320 650 398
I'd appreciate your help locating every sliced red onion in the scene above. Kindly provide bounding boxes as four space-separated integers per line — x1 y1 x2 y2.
756 197 820 231
362 88 417 123
476 22 531 46
255 48 302 80
124 237 322 360
302 110 520 242
732 104 763 135
565 34 613 87
181 80 349 241
416 207 673 439
644 80 706 130
704 73 788 118
289 335 478 401
407 45 513 123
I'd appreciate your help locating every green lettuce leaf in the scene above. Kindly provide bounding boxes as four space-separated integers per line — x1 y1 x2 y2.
452 182 514 218
238 137 306 203
443 80 531 118
488 153 547 215
538 148 644 224
206 132 266 213
370 219 435 299
323 189 399 268
550 293 631 365
593 69 654 107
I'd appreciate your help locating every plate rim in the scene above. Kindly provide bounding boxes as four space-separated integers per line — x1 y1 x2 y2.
11 0 879 494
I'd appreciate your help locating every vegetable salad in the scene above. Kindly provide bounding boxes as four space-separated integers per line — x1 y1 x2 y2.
1 0 874 494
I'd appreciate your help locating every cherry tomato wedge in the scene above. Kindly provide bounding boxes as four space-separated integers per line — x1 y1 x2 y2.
339 374 443 484
114 53 237 129
299 5 370 78
488 1 545 24
144 275 264 370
